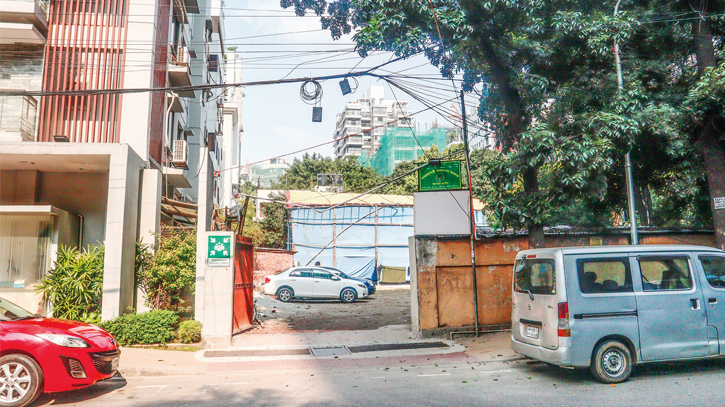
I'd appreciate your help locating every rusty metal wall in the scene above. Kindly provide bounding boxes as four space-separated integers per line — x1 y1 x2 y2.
414 231 716 334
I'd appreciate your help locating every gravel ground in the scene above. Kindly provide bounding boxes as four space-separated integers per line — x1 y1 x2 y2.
250 285 411 333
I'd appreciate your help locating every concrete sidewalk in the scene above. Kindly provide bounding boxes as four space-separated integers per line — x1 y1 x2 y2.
118 328 518 377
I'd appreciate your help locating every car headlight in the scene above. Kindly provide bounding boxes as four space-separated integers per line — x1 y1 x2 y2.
36 334 91 348
357 284 366 289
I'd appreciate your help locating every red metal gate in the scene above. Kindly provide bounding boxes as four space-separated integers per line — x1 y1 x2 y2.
233 235 255 333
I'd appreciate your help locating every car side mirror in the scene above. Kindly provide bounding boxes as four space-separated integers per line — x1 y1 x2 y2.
331 276 341 281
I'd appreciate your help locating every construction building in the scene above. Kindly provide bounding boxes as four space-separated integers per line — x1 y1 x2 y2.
0 0 241 320
333 85 414 160
358 127 448 176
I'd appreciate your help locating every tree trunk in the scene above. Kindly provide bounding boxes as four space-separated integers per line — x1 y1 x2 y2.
696 128 725 250
523 167 545 248
634 183 651 226
692 10 725 249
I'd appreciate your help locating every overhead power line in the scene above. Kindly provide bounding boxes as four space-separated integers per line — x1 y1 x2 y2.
0 56 412 98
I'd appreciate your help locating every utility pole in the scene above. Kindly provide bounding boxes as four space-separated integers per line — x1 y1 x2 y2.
461 91 480 337
614 0 639 245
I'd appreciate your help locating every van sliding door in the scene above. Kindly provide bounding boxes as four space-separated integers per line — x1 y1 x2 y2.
694 254 725 355
633 255 709 361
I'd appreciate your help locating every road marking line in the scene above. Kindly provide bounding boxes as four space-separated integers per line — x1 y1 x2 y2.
478 370 512 374
417 373 451 377
370 377 386 379
135 385 170 389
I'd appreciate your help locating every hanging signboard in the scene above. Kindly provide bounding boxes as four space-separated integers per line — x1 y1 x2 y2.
418 160 462 191
207 235 231 267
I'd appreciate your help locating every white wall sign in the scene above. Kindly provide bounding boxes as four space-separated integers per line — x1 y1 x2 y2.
208 258 231 267
715 197 725 210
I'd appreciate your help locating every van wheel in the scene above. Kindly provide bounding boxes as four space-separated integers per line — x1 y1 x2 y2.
590 340 633 384
276 287 293 303
0 354 43 407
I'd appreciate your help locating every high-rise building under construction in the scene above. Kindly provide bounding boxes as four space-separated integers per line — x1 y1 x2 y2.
333 85 414 160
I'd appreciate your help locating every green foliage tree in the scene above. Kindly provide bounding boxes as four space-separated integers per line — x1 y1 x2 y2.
37 245 104 322
136 231 196 310
282 0 725 248
272 153 383 193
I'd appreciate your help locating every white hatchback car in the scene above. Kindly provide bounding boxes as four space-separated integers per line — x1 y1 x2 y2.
264 267 369 303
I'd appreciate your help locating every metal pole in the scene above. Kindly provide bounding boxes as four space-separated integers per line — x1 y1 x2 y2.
461 91 480 337
614 0 639 245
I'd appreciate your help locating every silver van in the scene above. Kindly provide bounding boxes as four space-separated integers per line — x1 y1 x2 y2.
510 245 725 383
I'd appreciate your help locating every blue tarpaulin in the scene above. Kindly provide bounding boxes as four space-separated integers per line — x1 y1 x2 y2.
290 204 486 281
291 206 413 280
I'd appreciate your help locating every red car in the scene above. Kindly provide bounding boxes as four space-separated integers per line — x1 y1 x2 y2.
0 297 120 407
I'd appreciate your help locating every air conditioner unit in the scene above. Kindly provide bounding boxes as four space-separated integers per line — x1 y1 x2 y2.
171 139 189 169
177 46 190 66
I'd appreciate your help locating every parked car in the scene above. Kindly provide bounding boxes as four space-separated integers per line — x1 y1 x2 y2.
511 245 725 384
321 266 376 295
0 297 120 407
264 266 369 303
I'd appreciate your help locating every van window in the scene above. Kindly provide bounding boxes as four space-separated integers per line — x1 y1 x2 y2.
576 258 633 293
699 255 725 289
514 258 556 295
638 256 693 291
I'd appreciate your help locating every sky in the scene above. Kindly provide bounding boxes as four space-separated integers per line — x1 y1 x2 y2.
226 0 480 166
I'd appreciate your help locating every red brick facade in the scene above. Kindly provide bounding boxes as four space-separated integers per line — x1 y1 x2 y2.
253 248 296 288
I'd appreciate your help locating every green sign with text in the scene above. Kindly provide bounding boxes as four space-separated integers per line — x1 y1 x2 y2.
208 235 231 266
418 161 462 191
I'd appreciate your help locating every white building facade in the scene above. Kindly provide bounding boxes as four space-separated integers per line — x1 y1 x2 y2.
0 0 240 320
333 85 414 160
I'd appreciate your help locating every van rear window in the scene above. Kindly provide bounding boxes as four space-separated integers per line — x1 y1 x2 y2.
514 258 556 295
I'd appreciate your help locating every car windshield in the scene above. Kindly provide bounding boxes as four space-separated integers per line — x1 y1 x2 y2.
0 298 37 321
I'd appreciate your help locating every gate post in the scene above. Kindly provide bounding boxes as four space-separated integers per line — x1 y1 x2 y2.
199 231 236 347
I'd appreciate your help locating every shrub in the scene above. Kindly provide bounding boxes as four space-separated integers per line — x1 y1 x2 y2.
101 310 178 345
136 231 197 310
37 245 104 321
178 320 202 343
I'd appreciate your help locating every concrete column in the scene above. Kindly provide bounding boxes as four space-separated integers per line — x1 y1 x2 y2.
200 231 235 348
138 169 162 249
102 146 142 321
136 168 161 313
195 147 212 324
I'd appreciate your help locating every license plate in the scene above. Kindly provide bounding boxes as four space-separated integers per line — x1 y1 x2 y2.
525 326 539 339
111 357 120 371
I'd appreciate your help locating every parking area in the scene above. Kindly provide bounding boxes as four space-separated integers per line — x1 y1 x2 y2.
251 285 411 333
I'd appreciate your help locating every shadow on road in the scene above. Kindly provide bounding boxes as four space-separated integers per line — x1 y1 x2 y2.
516 357 725 385
30 376 127 406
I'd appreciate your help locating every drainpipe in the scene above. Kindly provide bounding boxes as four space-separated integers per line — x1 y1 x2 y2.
461 91 480 337
77 214 84 249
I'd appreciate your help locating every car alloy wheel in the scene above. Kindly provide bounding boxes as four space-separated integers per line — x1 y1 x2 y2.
340 288 356 303
0 354 42 407
277 288 293 303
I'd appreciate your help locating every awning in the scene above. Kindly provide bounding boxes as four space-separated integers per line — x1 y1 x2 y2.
161 197 197 221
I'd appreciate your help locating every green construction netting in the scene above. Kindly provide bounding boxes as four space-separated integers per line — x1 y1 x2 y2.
358 127 449 176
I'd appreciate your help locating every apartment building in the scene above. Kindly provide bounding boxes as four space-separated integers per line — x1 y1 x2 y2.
0 0 240 319
333 85 414 160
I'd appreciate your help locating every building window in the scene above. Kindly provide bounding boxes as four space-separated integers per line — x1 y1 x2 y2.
208 54 219 72
0 96 37 141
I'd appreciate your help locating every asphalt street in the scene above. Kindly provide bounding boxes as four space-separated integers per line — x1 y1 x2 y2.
32 356 725 406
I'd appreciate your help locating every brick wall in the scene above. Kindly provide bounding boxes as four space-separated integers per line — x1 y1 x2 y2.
253 248 296 287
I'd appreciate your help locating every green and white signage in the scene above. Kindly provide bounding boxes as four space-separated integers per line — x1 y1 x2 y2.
207 235 231 267
418 160 462 191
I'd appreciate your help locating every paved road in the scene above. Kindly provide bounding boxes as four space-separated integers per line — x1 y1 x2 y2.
32 356 725 406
